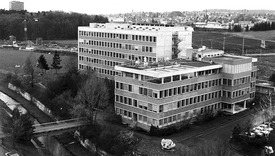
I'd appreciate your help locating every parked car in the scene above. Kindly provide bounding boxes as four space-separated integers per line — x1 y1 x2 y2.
5 151 19 156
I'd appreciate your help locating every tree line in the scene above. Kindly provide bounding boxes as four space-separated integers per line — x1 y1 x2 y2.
0 10 108 41
251 21 275 31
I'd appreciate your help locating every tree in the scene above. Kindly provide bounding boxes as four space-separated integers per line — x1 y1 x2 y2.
70 71 109 124
64 56 78 74
37 54 49 73
51 51 62 73
233 24 242 32
231 123 243 141
269 73 275 85
23 53 36 88
0 108 34 147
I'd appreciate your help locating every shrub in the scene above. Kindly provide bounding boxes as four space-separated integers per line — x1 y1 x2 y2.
4 73 22 88
97 126 119 152
149 119 191 136
231 124 243 141
103 112 122 125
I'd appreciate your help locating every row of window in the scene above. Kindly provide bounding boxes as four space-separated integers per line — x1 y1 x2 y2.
115 78 222 99
80 39 154 53
115 90 221 113
171 90 222 111
222 87 250 98
159 103 221 126
159 78 221 98
223 76 251 86
116 82 133 92
79 48 156 62
115 102 221 127
79 55 120 68
78 64 119 76
79 31 157 43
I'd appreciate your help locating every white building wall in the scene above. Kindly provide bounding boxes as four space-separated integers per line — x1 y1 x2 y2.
155 31 173 61
222 63 252 74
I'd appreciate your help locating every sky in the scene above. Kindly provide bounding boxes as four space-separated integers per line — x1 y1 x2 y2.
0 0 275 15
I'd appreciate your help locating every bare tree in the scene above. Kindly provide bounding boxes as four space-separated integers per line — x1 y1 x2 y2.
70 71 109 124
252 93 275 126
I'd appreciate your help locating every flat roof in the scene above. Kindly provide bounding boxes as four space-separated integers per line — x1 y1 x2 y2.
175 59 215 67
214 55 243 60
116 59 222 78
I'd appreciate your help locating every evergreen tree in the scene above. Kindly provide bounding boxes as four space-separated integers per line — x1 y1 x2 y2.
1 108 34 147
233 24 242 32
37 54 49 73
23 53 36 88
51 51 62 73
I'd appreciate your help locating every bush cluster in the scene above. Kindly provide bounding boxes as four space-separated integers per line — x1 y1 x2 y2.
149 120 191 136
85 125 137 156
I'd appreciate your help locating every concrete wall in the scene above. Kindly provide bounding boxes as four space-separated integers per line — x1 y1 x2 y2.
8 83 57 121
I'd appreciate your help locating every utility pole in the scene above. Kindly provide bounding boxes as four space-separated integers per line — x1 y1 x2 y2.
24 13 28 45
242 35 245 55
210 39 213 48
223 34 225 51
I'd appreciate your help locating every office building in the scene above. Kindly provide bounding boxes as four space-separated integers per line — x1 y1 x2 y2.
9 1 24 11
78 23 193 79
114 49 257 131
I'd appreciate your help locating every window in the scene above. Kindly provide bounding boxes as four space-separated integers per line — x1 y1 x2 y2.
177 101 181 108
159 119 163 125
228 79 232 86
159 105 163 112
133 99 137 107
128 85 132 92
128 98 132 105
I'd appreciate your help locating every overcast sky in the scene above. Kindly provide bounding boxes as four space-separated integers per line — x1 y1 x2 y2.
1 0 274 15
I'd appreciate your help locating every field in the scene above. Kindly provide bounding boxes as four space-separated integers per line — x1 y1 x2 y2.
193 31 275 80
230 30 275 41
192 31 275 55
0 49 74 74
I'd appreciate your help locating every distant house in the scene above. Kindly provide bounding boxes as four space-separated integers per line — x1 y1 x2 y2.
238 21 254 30
194 21 228 31
109 17 125 23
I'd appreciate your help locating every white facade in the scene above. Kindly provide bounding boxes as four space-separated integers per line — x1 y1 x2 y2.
78 23 193 79
9 1 24 11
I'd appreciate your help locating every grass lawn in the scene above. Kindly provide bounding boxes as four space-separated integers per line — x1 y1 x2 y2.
192 31 275 55
230 30 275 41
0 48 75 74
43 40 77 46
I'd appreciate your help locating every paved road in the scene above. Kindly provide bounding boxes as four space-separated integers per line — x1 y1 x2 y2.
183 111 254 156
0 105 8 156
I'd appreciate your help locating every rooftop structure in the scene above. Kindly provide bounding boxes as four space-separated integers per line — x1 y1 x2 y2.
114 50 257 131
